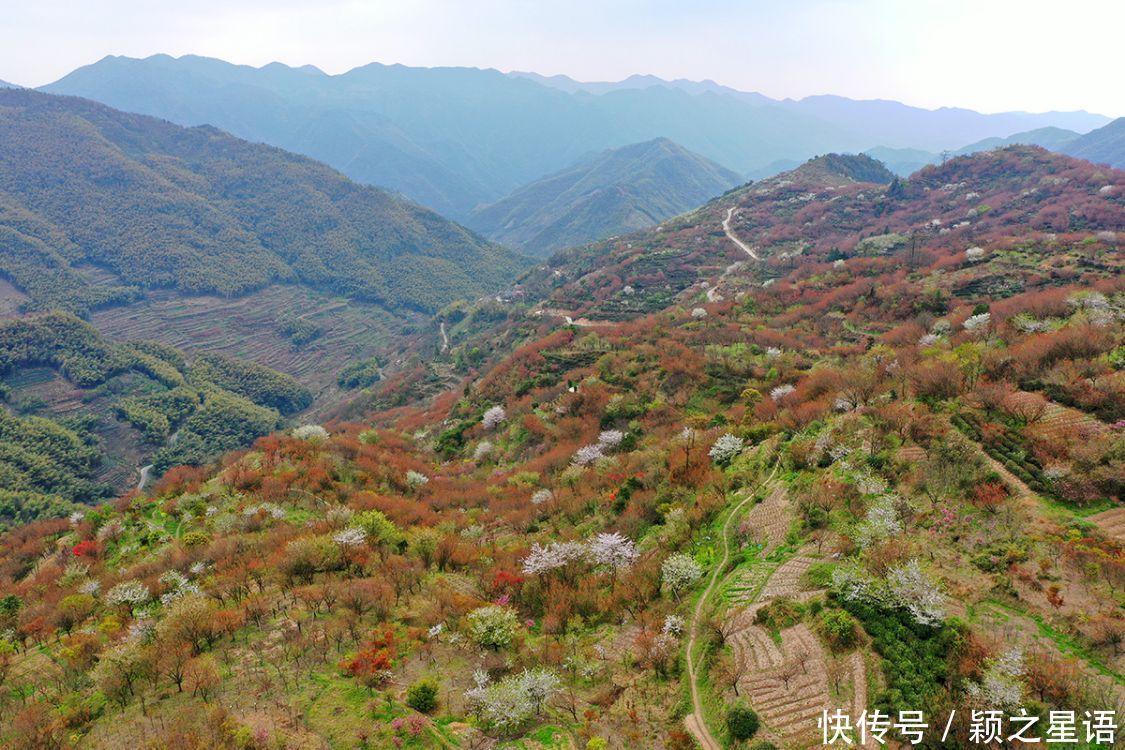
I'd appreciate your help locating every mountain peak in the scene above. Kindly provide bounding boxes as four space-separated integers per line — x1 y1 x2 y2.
791 152 896 184
468 137 742 255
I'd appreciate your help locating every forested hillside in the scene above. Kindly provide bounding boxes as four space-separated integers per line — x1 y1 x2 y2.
516 148 1112 323
0 89 530 496
0 146 1119 749
0 312 313 513
0 89 528 315
467 138 743 256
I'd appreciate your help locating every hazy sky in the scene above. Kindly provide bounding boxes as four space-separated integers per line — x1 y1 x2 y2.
2 0 1121 115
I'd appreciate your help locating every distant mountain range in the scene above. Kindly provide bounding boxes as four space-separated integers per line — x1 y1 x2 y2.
1062 117 1125 168
0 88 524 315
866 126 1083 175
467 138 742 256
867 118 1125 174
41 55 1111 219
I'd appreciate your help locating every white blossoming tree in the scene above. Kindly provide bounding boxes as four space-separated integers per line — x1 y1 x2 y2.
518 667 562 716
596 430 625 450
466 604 520 650
482 405 507 430
587 532 639 571
521 541 588 576
587 531 639 588
966 648 1025 709
855 498 903 549
292 424 329 441
465 670 539 734
662 553 704 600
709 433 744 466
571 444 604 467
332 527 367 548
962 312 991 332
770 384 796 402
886 559 948 626
106 580 150 610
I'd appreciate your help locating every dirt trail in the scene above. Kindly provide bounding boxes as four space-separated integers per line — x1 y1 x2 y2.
684 463 778 750
723 206 761 260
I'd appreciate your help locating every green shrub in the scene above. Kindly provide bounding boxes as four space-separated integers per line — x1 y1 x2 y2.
754 597 804 631
406 678 439 714
337 356 382 389
802 562 836 589
819 608 859 650
726 705 760 741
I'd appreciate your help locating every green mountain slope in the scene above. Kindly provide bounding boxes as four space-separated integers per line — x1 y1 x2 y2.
466 138 743 256
0 312 312 502
0 88 528 315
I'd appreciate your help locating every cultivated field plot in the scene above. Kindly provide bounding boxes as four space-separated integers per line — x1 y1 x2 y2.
723 562 778 605
3 366 149 491
742 484 793 554
721 546 866 747
0 278 29 316
1009 390 1107 441
93 285 409 415
1088 507 1125 545
758 556 820 601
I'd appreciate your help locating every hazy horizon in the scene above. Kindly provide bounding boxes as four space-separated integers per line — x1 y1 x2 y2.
2 0 1122 117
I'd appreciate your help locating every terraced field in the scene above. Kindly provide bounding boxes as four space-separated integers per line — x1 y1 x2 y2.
0 278 28 315
3 367 149 490
722 551 869 747
759 556 820 601
742 484 793 554
1088 507 1125 545
1009 391 1106 441
723 563 778 605
735 620 840 747
93 285 411 417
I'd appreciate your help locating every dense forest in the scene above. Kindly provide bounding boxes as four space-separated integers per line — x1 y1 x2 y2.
0 147 1119 749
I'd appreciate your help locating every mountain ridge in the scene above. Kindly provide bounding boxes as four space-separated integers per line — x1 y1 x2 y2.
866 126 1083 175
466 137 743 256
1062 117 1125 168
42 54 1111 217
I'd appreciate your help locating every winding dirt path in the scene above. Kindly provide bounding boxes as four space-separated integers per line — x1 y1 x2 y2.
684 463 778 749
722 206 760 260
